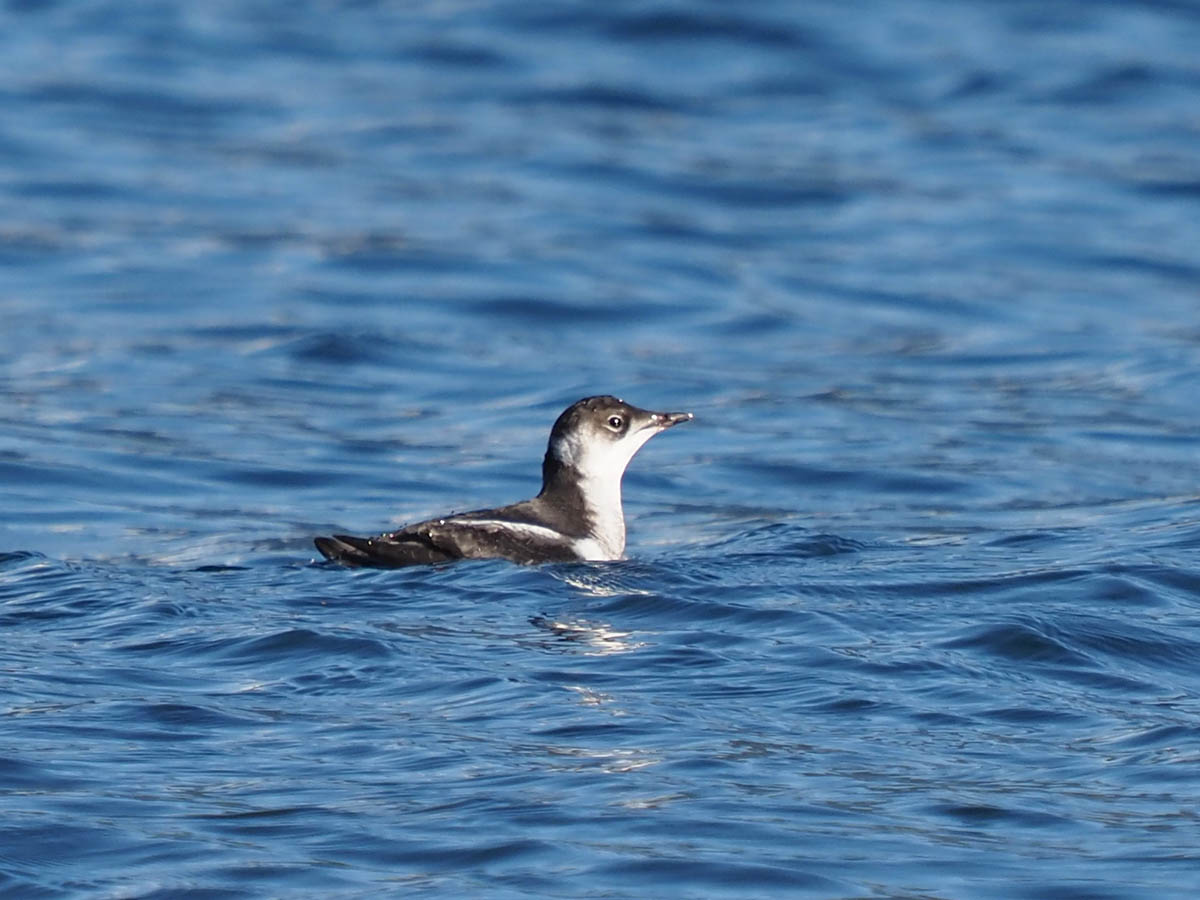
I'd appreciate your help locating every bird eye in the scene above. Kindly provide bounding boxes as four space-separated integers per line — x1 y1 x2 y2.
607 415 625 431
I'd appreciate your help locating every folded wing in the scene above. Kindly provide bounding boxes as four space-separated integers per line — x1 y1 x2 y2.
314 511 580 568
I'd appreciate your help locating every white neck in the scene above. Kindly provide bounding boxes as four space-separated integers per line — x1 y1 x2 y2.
578 470 626 559
554 428 659 561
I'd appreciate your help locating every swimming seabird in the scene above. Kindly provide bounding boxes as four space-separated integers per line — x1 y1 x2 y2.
314 395 692 568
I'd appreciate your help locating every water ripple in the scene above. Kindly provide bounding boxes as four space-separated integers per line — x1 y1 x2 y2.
4 0 1200 897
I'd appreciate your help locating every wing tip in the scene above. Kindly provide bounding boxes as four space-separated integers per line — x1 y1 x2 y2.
314 534 370 566
313 532 456 569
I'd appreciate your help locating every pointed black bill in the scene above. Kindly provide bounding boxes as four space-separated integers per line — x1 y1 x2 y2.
651 411 693 428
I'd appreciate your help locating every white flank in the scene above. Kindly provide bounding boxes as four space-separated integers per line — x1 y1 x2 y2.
450 519 568 543
571 536 611 561
454 519 619 562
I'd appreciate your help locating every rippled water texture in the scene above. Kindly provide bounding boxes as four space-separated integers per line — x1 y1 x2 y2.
3 1 1200 897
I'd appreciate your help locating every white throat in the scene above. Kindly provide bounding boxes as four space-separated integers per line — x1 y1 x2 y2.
553 427 659 560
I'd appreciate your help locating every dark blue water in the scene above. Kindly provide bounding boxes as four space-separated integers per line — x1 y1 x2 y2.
4 1 1200 897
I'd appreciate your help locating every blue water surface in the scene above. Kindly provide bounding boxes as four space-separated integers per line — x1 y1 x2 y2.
3 1 1200 897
